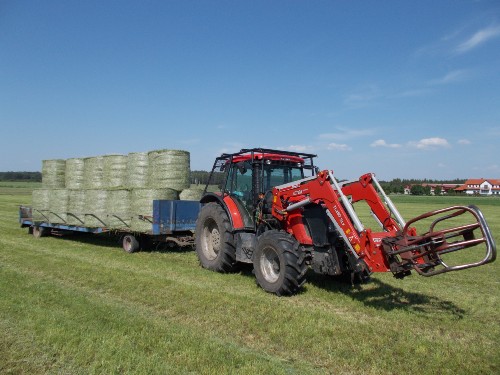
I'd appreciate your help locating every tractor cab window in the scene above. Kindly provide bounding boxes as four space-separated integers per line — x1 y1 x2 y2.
262 164 304 192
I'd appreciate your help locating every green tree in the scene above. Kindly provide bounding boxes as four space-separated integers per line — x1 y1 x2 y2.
410 185 424 195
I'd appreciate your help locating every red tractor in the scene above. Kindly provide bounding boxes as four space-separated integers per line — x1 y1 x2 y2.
195 148 496 295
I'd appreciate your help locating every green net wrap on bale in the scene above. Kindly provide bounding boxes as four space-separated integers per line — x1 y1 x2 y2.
42 159 66 188
103 154 127 188
48 189 69 224
84 189 108 227
179 188 204 201
83 156 104 189
147 149 190 191
32 189 51 222
126 152 149 188
131 188 178 232
106 189 131 229
65 158 85 189
67 189 85 226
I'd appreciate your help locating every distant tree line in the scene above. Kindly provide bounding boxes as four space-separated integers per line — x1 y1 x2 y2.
378 178 465 195
0 171 41 182
1 170 466 196
190 170 225 186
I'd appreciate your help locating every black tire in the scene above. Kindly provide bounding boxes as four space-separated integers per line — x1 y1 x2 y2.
32 226 48 238
254 230 307 296
122 234 140 253
195 202 238 272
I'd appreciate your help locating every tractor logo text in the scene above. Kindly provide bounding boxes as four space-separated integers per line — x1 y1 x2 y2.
332 205 345 226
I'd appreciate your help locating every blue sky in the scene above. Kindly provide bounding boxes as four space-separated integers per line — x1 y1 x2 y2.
1 0 499 180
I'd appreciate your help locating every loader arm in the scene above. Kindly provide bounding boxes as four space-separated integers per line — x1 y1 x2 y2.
270 170 496 278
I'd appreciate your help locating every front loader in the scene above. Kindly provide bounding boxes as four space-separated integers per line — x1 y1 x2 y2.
195 148 496 295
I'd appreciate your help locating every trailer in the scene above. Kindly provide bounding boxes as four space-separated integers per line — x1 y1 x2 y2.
19 200 201 253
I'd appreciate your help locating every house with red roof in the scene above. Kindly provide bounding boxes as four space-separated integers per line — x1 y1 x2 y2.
403 183 460 195
455 178 500 195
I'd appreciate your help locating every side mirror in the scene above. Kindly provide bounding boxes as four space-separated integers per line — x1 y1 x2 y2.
237 161 250 175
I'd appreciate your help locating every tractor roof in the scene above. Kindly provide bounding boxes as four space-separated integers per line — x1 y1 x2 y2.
220 148 317 164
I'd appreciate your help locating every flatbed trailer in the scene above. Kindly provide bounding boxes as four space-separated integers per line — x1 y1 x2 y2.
19 200 201 252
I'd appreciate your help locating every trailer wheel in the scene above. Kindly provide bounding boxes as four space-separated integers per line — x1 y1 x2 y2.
32 226 48 238
254 230 307 296
195 202 238 272
122 234 140 253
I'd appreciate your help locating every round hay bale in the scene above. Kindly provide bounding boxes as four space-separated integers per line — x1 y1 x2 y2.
106 189 131 229
126 152 149 188
83 156 104 189
179 188 204 201
103 154 127 188
147 149 190 191
32 189 51 222
130 188 178 232
84 189 108 227
67 189 86 226
42 159 66 188
65 158 85 189
48 189 69 224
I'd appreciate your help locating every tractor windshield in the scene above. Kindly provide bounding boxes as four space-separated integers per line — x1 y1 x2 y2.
263 164 304 191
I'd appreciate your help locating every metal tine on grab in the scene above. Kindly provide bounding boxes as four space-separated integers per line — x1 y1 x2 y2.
400 205 496 276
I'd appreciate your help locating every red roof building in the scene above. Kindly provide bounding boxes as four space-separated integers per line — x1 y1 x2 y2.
455 178 500 195
403 183 461 195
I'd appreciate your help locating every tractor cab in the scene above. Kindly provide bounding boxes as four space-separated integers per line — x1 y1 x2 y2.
202 148 318 228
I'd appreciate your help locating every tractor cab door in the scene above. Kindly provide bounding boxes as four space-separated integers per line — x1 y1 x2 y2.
224 161 254 227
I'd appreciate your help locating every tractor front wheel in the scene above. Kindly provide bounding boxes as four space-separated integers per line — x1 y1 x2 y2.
254 230 307 296
195 202 238 272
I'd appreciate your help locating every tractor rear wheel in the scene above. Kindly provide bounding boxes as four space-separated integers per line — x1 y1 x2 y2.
254 230 307 296
195 202 238 272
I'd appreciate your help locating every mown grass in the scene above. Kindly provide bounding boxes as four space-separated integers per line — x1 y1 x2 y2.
1 184 498 374
0 181 42 195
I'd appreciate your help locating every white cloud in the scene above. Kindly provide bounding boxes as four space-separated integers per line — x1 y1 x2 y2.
487 127 500 137
409 137 450 150
319 127 374 141
428 70 469 85
458 139 471 145
392 88 433 98
370 139 401 148
218 142 245 155
343 85 382 107
179 138 201 145
287 144 312 153
455 25 500 53
327 143 352 151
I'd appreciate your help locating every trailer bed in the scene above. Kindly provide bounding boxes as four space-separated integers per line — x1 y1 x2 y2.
19 200 201 251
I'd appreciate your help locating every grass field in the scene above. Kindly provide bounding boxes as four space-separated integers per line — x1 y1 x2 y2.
0 184 498 374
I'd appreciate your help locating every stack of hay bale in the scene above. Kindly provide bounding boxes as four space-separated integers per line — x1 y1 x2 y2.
31 149 203 232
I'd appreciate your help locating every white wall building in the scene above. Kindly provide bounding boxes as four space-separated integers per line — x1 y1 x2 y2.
455 179 500 195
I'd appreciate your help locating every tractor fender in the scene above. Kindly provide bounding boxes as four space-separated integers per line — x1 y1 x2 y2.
200 192 249 230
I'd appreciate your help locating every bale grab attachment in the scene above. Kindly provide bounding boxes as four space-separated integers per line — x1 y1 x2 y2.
381 205 496 278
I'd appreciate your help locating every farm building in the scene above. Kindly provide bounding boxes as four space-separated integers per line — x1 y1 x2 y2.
403 184 460 195
454 178 500 195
